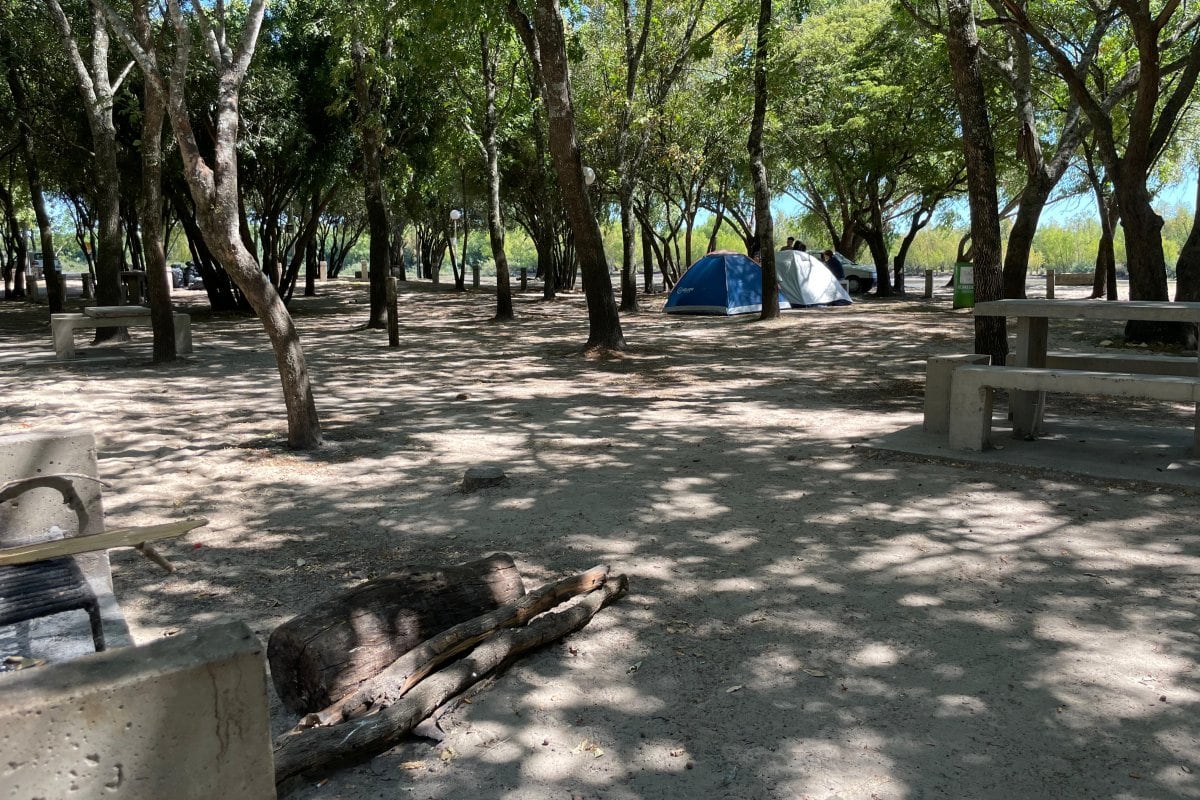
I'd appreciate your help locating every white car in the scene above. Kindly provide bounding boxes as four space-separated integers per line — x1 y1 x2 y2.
830 253 875 294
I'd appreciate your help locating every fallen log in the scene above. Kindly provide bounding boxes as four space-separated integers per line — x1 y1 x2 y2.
268 553 525 714
273 574 628 790
302 564 611 727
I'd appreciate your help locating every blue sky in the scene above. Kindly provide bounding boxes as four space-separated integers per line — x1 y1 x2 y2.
1041 174 1196 223
774 172 1198 227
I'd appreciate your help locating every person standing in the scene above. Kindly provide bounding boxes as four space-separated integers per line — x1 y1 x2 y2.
822 249 844 280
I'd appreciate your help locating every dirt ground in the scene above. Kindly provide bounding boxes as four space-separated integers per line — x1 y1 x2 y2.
2 279 1198 800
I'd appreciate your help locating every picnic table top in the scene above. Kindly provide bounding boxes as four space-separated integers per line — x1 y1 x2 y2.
974 298 1200 323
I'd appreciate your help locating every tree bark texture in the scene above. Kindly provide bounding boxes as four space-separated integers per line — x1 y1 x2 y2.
946 0 1007 364
1117 176 1178 342
998 27 1089 300
273 575 628 791
158 0 321 447
134 0 176 362
3 56 63 312
44 0 124 321
749 0 778 319
482 32 514 322
619 194 639 311
353 38 391 329
267 553 526 715
528 0 625 350
1174 168 1200 303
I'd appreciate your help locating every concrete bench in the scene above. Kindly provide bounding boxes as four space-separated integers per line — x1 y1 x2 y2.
924 353 991 434
0 621 276 799
51 305 191 360
1044 351 1199 376
1048 270 1094 286
948 365 1200 452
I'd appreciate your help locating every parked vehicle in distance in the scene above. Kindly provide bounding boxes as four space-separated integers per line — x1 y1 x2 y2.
831 253 876 294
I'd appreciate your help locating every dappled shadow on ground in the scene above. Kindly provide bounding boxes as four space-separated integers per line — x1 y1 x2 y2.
1 282 1197 800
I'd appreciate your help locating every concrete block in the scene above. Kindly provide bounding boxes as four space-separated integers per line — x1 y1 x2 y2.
0 428 131 657
0 428 104 543
924 353 990 434
948 368 994 451
0 621 277 800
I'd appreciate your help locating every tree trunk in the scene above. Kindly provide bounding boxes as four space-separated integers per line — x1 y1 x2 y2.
478 33 514 321
136 6 175 363
267 553 526 715
1174 164 1200 303
353 38 390 329
862 188 892 296
524 0 625 350
1115 175 1181 343
946 0 1007 364
43 0 124 328
863 226 891 296
1002 171 1053 299
89 28 126 317
24 171 62 313
4 63 63 312
1083 149 1118 301
149 0 322 447
201 207 323 447
619 192 638 311
749 0 778 319
642 212 655 291
0 182 23 299
892 202 933 286
1092 206 1117 301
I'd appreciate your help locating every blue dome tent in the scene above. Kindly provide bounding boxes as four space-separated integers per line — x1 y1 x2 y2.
663 252 791 315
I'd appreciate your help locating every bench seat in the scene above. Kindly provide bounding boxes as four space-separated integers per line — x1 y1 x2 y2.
51 308 191 360
948 365 1200 452
1044 351 1199 376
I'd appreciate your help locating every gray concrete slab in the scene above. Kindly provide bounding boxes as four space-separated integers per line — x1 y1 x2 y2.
866 415 1200 489
0 429 133 661
0 621 276 800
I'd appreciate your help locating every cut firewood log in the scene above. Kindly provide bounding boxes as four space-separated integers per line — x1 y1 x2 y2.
268 553 526 715
303 564 611 727
273 574 628 791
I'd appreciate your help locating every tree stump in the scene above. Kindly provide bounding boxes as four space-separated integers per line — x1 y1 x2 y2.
267 553 525 714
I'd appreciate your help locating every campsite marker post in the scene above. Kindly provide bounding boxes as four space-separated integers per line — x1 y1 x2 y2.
386 277 399 347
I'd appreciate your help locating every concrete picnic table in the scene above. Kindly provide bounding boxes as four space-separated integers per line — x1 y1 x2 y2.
972 298 1200 443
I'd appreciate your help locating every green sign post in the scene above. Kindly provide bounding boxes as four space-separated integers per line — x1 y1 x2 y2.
953 262 975 309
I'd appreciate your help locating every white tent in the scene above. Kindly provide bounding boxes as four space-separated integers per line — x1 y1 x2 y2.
774 250 852 307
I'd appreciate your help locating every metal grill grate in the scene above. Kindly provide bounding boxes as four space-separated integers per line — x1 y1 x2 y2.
0 557 105 652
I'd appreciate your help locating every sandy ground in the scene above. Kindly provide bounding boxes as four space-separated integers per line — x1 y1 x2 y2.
1 279 1199 800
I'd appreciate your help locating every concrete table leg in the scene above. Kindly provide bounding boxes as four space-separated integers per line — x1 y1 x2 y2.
172 313 193 354
50 315 77 360
1010 316 1047 437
